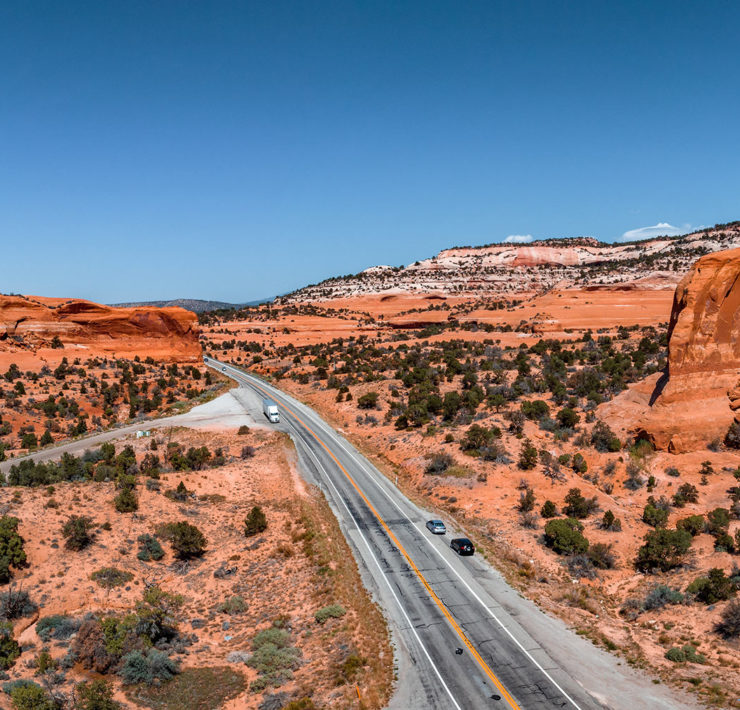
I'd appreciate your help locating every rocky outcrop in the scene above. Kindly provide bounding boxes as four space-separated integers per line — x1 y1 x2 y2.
280 223 740 303
600 248 740 452
0 295 201 362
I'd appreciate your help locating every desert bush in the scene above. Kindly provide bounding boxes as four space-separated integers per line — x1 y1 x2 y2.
169 522 206 559
36 615 79 642
217 596 247 615
62 516 95 551
540 500 557 518
724 421 740 449
714 532 736 553
517 487 535 512
672 483 698 507
460 424 497 454
90 567 134 589
240 445 256 459
137 534 164 562
635 528 692 572
517 439 538 470
587 542 616 569
0 588 37 620
425 452 453 475
676 514 704 536
9 683 55 710
543 518 589 556
0 517 27 584
119 649 179 685
664 644 705 664
665 466 680 477
0 623 20 670
687 568 736 604
566 555 597 579
600 510 622 531
166 481 190 502
357 392 379 409
238 425 250 435
244 506 268 537
705 507 730 535
556 408 580 429
562 488 598 519
715 599 740 638
644 584 685 610
75 679 121 710
623 462 644 491
642 498 669 528
314 604 346 624
247 624 300 690
113 487 138 513
590 421 620 452
521 399 549 421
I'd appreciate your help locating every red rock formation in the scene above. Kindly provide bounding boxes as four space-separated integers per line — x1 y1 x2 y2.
0 295 201 362
600 248 740 452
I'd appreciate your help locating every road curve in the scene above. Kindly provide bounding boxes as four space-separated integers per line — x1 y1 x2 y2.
211 360 597 710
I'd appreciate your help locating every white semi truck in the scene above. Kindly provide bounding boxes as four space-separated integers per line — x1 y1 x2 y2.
262 398 280 423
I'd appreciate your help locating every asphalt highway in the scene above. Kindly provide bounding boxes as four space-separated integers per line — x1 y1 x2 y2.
209 359 595 710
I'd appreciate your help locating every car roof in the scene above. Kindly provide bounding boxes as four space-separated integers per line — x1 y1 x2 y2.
429 520 444 525
453 537 472 544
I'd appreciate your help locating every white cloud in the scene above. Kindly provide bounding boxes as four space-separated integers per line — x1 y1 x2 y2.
504 234 534 244
619 222 687 242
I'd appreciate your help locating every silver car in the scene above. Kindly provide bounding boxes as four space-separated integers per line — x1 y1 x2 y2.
426 520 446 535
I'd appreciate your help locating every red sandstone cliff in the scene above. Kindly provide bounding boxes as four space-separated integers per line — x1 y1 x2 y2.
600 248 740 452
0 295 201 362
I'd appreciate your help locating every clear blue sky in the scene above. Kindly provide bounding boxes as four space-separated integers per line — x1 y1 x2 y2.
2 1 739 303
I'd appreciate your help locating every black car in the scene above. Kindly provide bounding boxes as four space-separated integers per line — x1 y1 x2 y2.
450 538 475 556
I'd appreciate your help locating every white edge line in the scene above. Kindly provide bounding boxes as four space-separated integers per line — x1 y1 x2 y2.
223 363 584 710
286 418 463 710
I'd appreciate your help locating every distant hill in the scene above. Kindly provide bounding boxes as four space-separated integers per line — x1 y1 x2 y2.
278 222 740 302
110 298 271 313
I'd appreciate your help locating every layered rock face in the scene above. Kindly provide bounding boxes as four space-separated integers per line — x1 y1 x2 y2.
602 248 740 452
0 295 201 362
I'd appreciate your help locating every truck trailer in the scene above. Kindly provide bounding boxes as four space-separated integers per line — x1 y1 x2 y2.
262 398 280 423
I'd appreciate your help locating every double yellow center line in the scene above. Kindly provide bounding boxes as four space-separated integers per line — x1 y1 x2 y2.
247 375 521 709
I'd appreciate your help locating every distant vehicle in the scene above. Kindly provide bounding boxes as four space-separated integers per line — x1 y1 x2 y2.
426 520 446 535
262 398 280 423
450 538 474 556
222 366 226 371
203 356 208 361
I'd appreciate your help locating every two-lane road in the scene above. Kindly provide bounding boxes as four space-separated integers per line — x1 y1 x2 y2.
211 360 590 710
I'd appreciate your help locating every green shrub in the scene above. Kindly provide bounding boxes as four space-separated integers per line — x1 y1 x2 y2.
217 596 247 615
676 515 704 536
0 622 20 669
540 500 557 518
0 517 26 584
672 483 698 507
705 507 730 535
635 528 692 572
62 516 95 551
36 615 79 642
119 649 179 685
543 518 589 555
244 506 267 537
591 421 620 452
562 488 598 519
664 647 685 663
357 392 379 409
687 568 736 604
113 487 138 513
517 439 538 470
247 624 300 690
0 589 37 620
168 522 206 559
91 567 134 589
600 510 622 531
314 604 346 624
644 585 684 610
715 599 740 638
137 534 165 562
75 679 121 710
9 683 54 710
642 498 669 528
587 542 616 569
